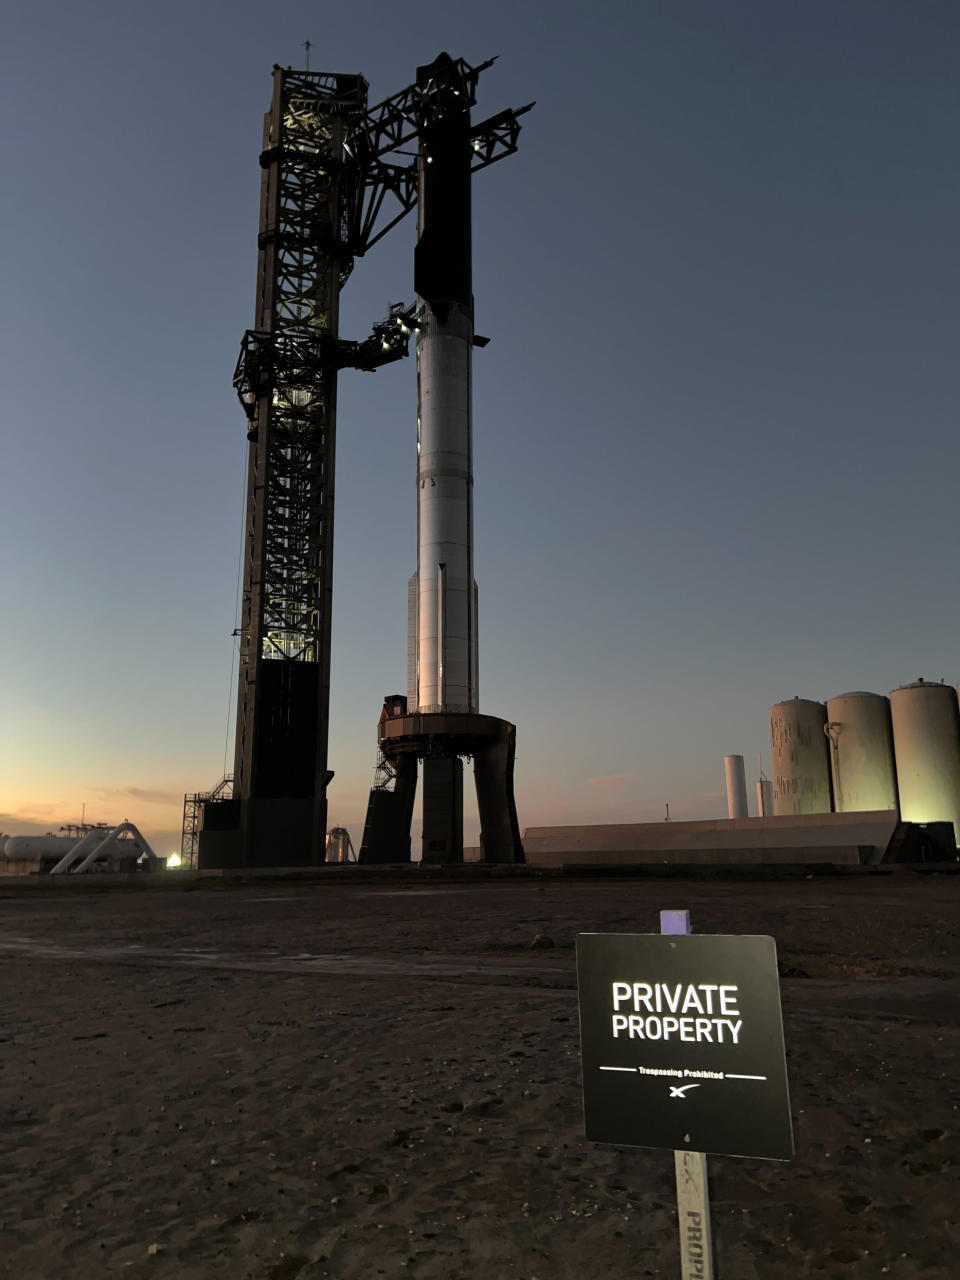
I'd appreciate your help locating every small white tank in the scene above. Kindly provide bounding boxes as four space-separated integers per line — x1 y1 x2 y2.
889 680 960 847
824 692 898 813
769 698 832 816
723 755 748 819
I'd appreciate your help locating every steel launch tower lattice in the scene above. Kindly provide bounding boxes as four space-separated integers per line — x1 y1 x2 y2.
230 72 358 866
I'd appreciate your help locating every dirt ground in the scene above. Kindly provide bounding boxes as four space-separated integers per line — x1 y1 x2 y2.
0 869 957 1279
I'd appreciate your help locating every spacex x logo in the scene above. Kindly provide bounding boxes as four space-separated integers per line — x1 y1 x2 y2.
669 1083 701 1098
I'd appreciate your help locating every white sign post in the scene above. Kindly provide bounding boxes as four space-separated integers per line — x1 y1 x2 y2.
661 908 714 1280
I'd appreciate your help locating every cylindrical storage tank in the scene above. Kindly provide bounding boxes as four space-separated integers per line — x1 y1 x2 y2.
824 692 899 813
3 835 78 860
889 680 960 847
757 778 774 816
723 755 748 819
769 698 832 816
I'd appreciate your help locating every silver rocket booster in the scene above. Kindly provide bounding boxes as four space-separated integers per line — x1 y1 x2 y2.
411 298 479 713
408 79 479 715
359 53 530 868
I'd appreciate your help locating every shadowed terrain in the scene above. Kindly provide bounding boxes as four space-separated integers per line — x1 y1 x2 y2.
0 872 957 1278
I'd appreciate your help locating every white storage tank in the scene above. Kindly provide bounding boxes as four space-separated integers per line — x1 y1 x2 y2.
723 755 749 819
3 834 77 860
824 692 899 813
889 680 960 847
769 698 832 815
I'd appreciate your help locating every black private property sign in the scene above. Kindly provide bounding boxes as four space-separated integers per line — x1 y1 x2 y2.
577 933 794 1161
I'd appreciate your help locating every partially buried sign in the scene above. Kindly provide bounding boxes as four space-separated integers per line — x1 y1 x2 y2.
577 933 794 1161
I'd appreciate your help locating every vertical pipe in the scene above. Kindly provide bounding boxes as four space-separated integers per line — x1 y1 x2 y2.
436 562 446 709
757 778 774 817
661 908 716 1280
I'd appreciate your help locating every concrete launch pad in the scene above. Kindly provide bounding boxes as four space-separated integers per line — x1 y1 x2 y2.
360 706 523 865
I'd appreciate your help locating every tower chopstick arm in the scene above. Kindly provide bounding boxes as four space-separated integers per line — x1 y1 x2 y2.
469 102 535 172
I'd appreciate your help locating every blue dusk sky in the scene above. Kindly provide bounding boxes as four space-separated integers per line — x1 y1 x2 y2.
2 1 958 856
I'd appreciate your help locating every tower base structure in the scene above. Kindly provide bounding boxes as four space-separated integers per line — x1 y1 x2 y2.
359 701 524 865
197 795 332 870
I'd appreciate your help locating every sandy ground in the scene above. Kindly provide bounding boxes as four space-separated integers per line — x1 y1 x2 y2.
0 869 957 1279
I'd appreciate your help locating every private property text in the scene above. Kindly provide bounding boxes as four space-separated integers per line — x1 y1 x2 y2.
610 981 743 1043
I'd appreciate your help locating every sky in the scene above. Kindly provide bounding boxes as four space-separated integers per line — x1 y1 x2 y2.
2 0 958 858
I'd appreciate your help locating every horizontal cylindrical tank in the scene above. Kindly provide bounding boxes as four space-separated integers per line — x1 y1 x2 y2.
769 698 832 816
2 834 77 859
824 692 898 814
723 755 748 819
889 680 960 847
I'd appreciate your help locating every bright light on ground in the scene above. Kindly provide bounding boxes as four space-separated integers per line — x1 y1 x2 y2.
167 852 182 869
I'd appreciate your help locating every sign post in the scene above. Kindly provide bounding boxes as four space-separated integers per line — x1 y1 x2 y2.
576 911 793 1278
661 909 714 1280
